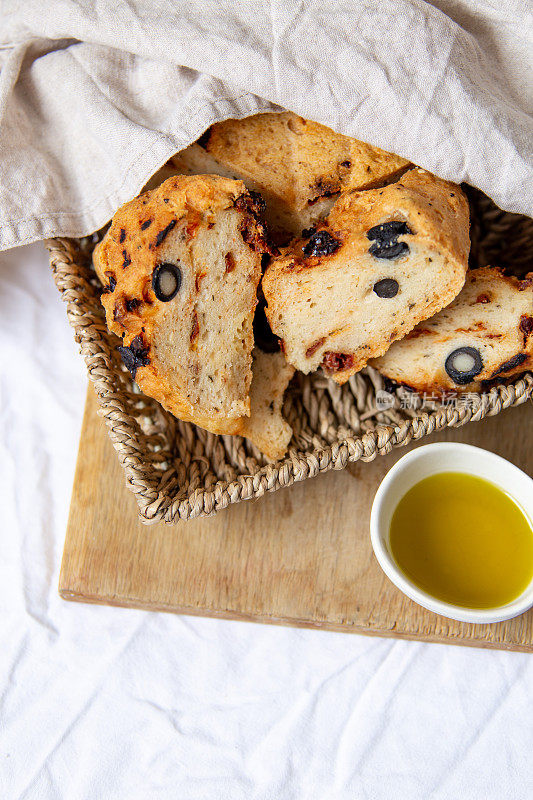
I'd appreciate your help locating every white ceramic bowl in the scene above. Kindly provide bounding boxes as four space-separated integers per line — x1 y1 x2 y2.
370 443 533 623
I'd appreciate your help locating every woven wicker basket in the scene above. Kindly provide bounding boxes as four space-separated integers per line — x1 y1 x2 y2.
46 186 533 523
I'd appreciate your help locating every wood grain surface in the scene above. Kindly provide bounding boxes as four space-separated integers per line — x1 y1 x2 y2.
60 385 533 651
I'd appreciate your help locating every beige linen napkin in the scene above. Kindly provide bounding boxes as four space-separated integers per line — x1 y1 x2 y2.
0 0 531 250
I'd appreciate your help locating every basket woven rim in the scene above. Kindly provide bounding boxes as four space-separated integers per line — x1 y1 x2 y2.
47 235 533 524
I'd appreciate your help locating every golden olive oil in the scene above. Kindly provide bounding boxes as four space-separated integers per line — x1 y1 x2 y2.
389 472 533 609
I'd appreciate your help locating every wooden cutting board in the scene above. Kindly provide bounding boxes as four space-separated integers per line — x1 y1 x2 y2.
60 385 533 651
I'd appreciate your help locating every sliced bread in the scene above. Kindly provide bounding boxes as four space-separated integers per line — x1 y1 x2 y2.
237 348 295 460
171 111 410 242
371 267 533 393
93 175 270 434
262 168 470 384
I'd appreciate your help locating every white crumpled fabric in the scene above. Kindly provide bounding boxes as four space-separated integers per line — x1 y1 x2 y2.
0 1 532 253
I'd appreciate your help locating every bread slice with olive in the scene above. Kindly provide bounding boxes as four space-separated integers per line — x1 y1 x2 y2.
371 267 533 393
93 174 272 435
262 168 470 384
171 111 410 243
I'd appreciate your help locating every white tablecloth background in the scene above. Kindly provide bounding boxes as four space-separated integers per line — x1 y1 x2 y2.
1 242 532 799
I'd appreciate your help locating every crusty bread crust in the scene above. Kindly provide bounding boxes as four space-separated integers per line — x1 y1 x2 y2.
262 168 470 383
172 112 410 241
93 174 269 435
371 267 533 393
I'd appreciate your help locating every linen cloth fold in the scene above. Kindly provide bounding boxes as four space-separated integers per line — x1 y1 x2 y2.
0 0 531 252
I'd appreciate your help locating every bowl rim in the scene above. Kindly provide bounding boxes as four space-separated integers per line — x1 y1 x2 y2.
370 442 533 624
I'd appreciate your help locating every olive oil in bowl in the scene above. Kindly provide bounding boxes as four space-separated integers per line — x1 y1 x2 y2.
389 472 533 609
